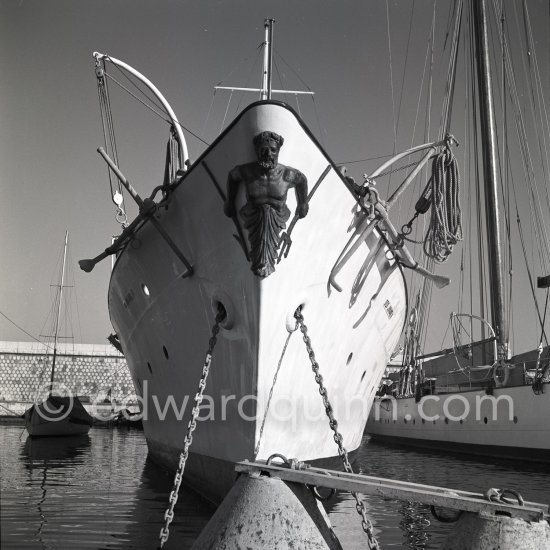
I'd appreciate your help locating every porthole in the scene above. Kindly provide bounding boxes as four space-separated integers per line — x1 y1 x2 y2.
513 416 518 424
460 419 463 424
422 418 425 424
484 417 488 424
404 418 408 424
445 417 449 424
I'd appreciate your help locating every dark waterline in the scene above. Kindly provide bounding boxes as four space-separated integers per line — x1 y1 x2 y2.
1 424 549 549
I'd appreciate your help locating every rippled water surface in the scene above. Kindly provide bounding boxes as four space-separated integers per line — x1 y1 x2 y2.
1 424 549 549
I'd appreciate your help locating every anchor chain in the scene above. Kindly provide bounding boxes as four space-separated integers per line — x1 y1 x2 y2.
294 308 380 550
158 304 226 549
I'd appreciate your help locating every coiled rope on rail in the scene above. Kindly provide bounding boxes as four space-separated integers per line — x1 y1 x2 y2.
423 146 462 262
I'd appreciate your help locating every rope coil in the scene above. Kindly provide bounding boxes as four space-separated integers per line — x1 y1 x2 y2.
423 147 463 262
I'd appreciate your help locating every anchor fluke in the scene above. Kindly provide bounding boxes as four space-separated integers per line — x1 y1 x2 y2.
412 264 451 288
431 274 452 289
79 255 106 273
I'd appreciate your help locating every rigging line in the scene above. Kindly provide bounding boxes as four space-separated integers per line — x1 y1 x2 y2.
410 28 432 148
311 95 326 149
385 0 397 146
442 0 457 51
216 42 264 88
102 62 120 163
520 0 550 218
424 1 436 145
499 0 514 337
234 45 264 114
514 204 549 345
507 0 550 261
395 0 416 139
103 71 209 146
272 48 314 93
438 0 463 138
98 73 123 204
66 244 83 346
507 128 548 342
417 3 437 352
109 59 168 118
220 89 234 133
0 310 53 352
97 85 117 200
201 90 217 140
338 153 394 165
204 46 263 140
458 247 465 315
540 288 550 346
385 0 398 196
254 329 294 459
272 58 289 106
295 93 302 118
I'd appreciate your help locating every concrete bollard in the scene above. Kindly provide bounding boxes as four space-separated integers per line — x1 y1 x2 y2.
191 472 343 549
443 511 550 549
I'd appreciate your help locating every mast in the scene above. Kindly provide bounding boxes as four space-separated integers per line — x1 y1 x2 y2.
261 18 274 100
472 0 509 361
49 231 68 393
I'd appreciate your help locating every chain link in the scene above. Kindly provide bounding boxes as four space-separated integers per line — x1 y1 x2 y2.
158 305 226 549
294 308 380 550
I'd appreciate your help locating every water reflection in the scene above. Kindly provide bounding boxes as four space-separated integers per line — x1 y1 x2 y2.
20 435 91 549
23 434 91 469
118 457 214 549
1 426 550 549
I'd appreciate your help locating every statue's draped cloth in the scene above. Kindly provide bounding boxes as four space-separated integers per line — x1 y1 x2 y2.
240 201 291 277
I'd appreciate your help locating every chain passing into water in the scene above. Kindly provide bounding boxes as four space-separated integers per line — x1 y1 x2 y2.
294 307 380 550
158 305 226 549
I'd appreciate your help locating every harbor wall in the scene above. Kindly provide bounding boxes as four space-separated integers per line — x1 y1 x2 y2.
0 341 135 405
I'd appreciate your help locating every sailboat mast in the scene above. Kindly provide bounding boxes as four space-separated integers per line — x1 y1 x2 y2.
49 230 68 391
472 0 509 361
261 18 274 100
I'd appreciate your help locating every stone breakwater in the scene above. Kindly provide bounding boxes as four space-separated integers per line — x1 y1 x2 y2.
0 341 135 404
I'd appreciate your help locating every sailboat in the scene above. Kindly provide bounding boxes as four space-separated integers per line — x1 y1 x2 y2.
25 232 93 437
367 0 550 461
78 19 460 503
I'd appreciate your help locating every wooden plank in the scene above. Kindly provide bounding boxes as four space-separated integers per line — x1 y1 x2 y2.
235 461 548 521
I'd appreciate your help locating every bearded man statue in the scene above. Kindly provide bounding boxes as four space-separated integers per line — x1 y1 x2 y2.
224 131 309 277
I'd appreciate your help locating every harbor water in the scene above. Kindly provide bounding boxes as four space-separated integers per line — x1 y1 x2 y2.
1 423 549 549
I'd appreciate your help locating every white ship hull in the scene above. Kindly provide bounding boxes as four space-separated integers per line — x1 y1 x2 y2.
108 101 407 501
367 385 550 462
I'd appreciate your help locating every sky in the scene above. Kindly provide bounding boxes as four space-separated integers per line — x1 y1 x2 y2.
1 0 549 357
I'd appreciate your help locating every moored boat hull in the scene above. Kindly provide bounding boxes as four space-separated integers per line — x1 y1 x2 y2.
25 396 93 437
367 384 550 462
109 101 408 501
